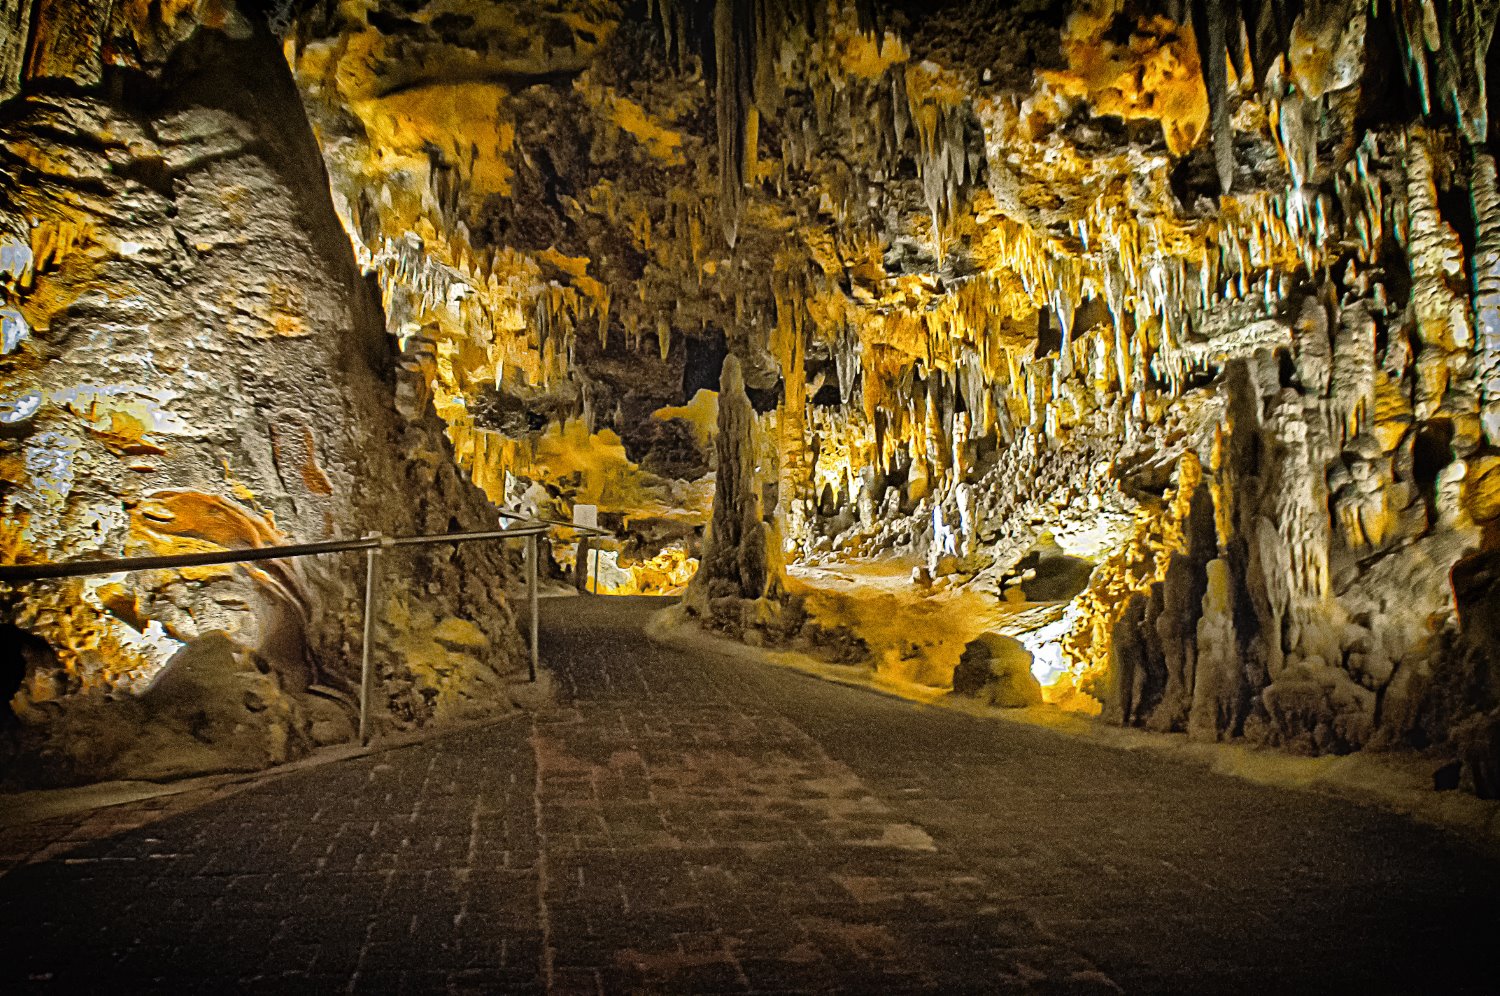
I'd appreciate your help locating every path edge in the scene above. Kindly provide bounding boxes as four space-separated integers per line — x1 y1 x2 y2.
644 604 1500 851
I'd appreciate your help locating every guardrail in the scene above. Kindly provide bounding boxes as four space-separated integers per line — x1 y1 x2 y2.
0 512 614 744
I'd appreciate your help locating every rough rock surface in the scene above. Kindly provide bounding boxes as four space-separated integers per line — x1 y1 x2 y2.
682 354 788 636
0 5 523 785
952 633 1044 708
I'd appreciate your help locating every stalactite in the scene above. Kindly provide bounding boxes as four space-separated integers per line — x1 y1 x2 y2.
1392 0 1437 116
1199 0 1235 194
715 0 754 248
1401 0 1500 144
1337 134 1386 264
1472 150 1500 442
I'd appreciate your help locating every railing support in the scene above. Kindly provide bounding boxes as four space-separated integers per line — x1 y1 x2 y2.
359 536 382 746
0 517 618 737
527 533 539 682
0 526 555 583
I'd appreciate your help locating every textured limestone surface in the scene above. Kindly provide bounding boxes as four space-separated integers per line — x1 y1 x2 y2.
296 0 1496 793
0 3 524 785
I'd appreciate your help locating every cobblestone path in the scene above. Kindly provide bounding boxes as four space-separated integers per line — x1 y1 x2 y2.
2 595 1497 993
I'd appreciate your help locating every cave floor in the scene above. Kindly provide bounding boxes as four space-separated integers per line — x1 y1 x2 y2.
3 595 1499 994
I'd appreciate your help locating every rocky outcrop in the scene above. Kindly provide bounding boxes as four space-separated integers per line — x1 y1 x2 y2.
952 634 1043 709
0 5 523 785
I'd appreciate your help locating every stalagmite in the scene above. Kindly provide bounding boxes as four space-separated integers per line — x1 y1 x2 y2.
687 354 782 609
1402 128 1474 420
1187 558 1240 741
1331 300 1378 442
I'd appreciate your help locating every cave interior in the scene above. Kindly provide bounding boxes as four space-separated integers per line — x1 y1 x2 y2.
2 0 1500 803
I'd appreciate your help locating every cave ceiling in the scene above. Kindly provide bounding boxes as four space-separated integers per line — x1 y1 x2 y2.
273 0 1489 563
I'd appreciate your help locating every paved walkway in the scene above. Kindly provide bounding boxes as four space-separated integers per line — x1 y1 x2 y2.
2 595 1498 993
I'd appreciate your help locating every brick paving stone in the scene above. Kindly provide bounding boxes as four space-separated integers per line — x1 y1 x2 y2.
1 718 542 992
2 594 1499 992
532 597 1500 995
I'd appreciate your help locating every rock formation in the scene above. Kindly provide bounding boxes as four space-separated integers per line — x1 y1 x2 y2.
0 1 524 785
5 0 1500 795
692 356 782 598
952 633 1044 708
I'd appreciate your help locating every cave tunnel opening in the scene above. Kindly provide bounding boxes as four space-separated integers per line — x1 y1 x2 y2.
1438 183 1477 264
0 623 42 728
810 364 843 407
683 329 730 402
1277 347 1299 389
1035 309 1061 358
746 379 784 414
1413 418 1456 528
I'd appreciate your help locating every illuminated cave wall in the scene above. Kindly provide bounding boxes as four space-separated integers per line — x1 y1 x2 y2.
7 0 1496 787
0 2 524 785
283 0 735 592
273 0 1500 790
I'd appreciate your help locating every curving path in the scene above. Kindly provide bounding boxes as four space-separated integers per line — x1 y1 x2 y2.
2 595 1497 993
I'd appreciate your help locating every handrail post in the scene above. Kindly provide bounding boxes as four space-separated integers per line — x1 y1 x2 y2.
359 535 382 745
527 533 539 682
0 520 612 723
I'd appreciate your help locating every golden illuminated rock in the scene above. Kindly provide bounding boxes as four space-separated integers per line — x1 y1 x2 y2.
1045 1 1208 156
4 0 1500 793
0 0 526 785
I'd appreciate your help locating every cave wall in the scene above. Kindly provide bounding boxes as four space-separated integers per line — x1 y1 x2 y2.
0 1 1471 786
0 1 524 785
265 0 1500 789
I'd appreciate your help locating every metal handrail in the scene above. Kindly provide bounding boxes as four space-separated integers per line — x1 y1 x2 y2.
0 527 548 583
496 507 613 537
0 518 611 744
